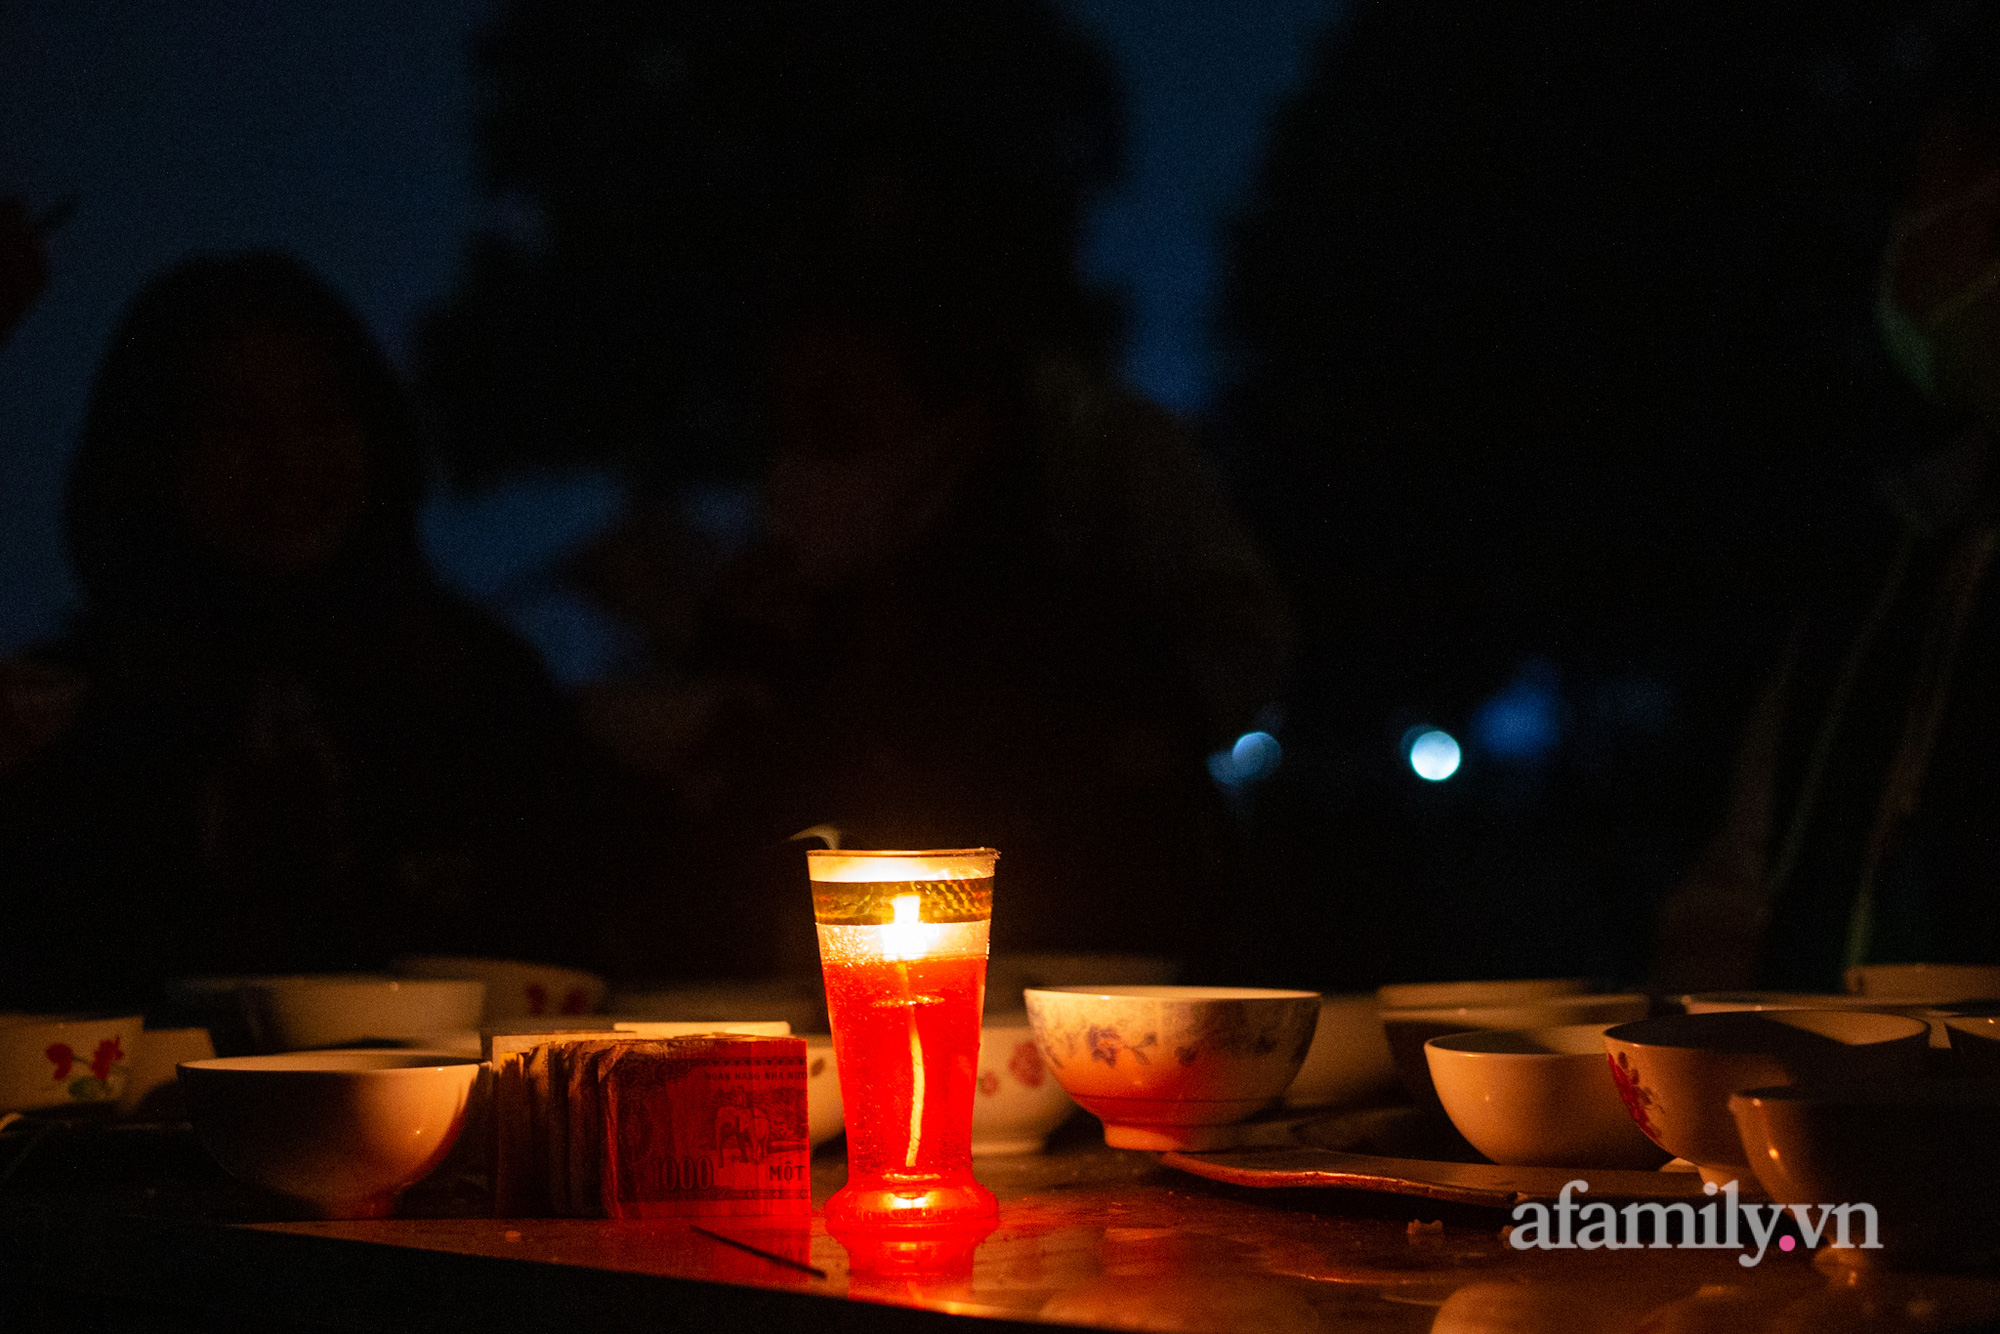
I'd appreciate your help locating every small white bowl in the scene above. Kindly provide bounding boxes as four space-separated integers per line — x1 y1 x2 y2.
0 1013 146 1113
396 956 605 1024
239 976 487 1051
1375 978 1594 1009
1023 986 1319 1150
802 1034 844 1148
1843 963 2000 1002
179 1050 481 1217
972 1017 1076 1155
1381 993 1650 1111
1425 1024 1668 1169
1282 994 1398 1109
1602 1010 1929 1186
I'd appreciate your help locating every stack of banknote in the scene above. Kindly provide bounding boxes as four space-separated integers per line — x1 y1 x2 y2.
489 1032 810 1217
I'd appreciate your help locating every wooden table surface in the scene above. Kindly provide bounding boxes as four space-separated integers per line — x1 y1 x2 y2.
4 1116 2000 1333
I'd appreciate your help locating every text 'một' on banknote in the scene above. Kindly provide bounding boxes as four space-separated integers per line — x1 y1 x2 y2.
599 1034 810 1218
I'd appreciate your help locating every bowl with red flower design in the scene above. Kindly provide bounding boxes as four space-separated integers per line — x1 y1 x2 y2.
971 1016 1076 1155
0 1012 145 1114
1023 986 1320 1151
396 956 605 1026
1601 1010 1928 1187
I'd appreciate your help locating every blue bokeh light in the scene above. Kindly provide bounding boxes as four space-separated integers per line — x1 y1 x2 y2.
1407 729 1462 782
1471 658 1563 761
1208 729 1283 788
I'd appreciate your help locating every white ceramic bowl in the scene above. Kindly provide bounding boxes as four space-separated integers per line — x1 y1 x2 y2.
1425 1024 1668 1169
1730 1080 2000 1266
396 956 605 1024
238 976 487 1051
1023 986 1319 1150
1282 993 1398 1109
0 1012 146 1113
1843 963 2000 1002
1375 978 1594 1009
972 1018 1076 1155
1602 1010 1929 1186
985 954 1177 1016
803 1034 844 1149
1381 993 1650 1111
179 1050 481 1217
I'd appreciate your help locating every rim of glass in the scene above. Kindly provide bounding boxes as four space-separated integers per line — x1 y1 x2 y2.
808 848 999 883
807 848 998 859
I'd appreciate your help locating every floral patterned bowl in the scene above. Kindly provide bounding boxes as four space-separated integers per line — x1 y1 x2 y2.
1023 986 1319 1150
1601 1010 1928 1187
0 1012 145 1114
972 1018 1075 1155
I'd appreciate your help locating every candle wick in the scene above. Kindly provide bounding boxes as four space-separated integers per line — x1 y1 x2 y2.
902 959 924 1168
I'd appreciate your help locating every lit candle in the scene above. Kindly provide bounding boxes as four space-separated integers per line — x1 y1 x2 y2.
811 848 998 1227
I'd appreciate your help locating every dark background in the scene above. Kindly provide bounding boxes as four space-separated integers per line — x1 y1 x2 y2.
0 0 1965 987
0 0 1338 670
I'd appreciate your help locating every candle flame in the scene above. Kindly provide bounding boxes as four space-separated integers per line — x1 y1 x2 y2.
884 894 937 961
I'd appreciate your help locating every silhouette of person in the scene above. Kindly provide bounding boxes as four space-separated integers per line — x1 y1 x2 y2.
1653 29 2000 992
0 253 613 1011
670 311 1292 975
456 1 1293 978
